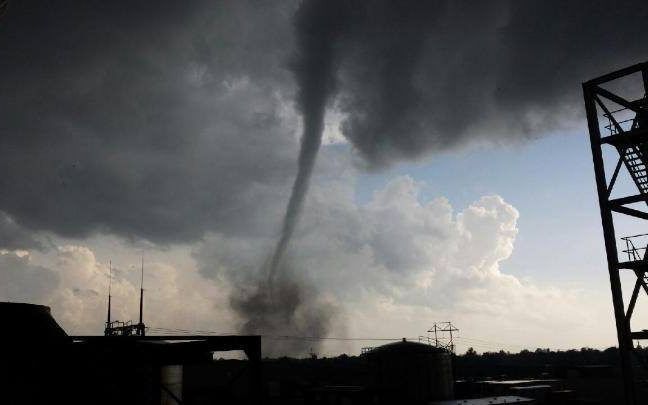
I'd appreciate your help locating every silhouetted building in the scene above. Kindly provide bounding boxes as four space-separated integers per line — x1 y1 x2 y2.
0 302 261 404
430 396 534 405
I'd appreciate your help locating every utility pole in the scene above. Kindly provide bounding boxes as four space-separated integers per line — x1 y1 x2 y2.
428 322 459 353
433 324 438 347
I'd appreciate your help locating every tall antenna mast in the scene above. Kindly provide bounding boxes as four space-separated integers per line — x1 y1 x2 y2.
105 260 112 335
138 256 145 336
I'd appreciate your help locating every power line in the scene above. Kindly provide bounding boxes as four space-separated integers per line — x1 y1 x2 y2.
455 336 528 349
148 326 530 350
262 335 404 342
148 326 410 342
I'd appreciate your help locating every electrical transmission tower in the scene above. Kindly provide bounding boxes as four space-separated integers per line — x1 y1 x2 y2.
428 322 458 354
584 61 648 405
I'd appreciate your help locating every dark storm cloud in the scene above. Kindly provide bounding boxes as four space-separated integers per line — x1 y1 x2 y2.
0 1 298 243
0 212 45 251
1 0 647 243
0 252 59 303
328 0 648 165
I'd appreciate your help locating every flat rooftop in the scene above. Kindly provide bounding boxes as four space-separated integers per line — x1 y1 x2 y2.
477 379 560 385
430 396 535 405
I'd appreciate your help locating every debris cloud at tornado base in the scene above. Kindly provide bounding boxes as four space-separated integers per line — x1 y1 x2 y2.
231 261 339 357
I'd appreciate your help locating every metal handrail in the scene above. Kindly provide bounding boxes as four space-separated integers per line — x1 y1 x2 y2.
602 105 639 135
606 118 638 135
621 234 648 261
621 233 648 240
605 118 635 130
603 106 629 116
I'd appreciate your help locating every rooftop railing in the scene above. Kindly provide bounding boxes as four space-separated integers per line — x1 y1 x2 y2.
621 233 648 261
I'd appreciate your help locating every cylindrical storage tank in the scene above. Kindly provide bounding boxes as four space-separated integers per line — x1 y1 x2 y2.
365 339 453 404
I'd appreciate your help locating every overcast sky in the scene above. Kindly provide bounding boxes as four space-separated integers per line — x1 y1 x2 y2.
1 0 648 357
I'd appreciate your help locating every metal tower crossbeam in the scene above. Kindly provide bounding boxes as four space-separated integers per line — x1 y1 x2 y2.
584 61 648 405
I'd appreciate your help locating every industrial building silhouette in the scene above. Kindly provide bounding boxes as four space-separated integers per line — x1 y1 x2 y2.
1 302 464 404
0 302 262 404
2 299 636 404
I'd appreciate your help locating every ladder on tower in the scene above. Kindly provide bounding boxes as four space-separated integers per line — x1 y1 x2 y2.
619 143 648 196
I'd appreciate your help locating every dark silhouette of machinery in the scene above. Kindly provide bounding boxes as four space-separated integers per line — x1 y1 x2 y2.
1 296 262 405
584 61 648 405
104 259 146 337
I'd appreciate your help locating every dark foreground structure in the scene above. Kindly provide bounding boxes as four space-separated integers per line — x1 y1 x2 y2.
0 302 261 404
4 301 642 404
584 60 648 404
1 302 463 404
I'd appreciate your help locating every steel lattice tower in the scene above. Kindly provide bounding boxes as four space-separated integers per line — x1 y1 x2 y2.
584 61 648 405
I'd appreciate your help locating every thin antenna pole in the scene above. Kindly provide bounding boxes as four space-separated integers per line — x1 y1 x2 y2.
140 256 144 290
139 256 144 326
107 260 112 327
